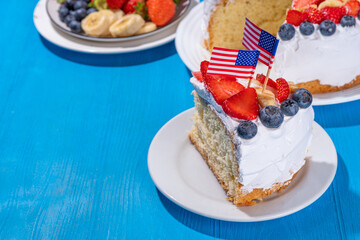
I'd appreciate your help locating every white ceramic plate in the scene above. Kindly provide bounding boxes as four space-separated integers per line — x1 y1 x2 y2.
34 0 197 54
46 0 191 42
148 108 337 222
175 2 360 106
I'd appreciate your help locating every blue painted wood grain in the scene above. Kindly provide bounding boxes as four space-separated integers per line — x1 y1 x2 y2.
0 1 359 239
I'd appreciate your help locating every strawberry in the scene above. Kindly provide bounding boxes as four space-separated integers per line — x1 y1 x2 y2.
303 7 324 23
147 0 176 27
256 74 277 89
200 60 210 79
106 0 127 9
222 88 260 121
204 76 245 105
123 0 148 19
276 78 290 103
293 0 325 9
192 72 203 82
344 0 360 17
286 9 308 26
320 6 346 23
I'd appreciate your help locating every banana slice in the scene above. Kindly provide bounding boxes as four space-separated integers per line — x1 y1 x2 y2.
113 10 125 20
109 14 145 37
81 11 110 37
255 88 276 108
135 22 157 35
318 0 344 9
100 9 118 25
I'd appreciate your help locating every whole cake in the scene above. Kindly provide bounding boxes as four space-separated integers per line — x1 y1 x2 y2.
189 61 314 206
203 0 360 93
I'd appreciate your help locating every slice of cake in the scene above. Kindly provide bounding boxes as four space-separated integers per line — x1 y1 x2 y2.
189 61 314 206
203 0 360 93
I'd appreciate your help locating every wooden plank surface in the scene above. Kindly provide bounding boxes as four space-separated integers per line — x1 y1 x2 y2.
0 1 359 239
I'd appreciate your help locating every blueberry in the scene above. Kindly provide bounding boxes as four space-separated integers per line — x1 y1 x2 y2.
259 106 284 128
320 20 336 36
75 8 87 21
278 23 296 41
69 20 82 33
280 99 300 116
64 14 76 26
292 88 313 108
341 15 356 27
358 11 360 20
69 10 76 17
59 5 69 22
74 1 88 10
299 21 315 36
237 121 258 139
65 0 76 9
87 7 97 15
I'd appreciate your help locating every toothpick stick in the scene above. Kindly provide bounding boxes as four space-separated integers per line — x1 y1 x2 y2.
247 77 253 88
262 67 272 93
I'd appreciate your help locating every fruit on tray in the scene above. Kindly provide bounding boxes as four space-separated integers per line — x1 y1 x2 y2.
57 0 180 37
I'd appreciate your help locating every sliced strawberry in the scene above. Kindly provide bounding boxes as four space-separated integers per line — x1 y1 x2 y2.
276 78 290 103
192 71 203 82
204 76 245 105
106 0 127 9
286 9 307 26
256 74 277 89
222 88 260 121
293 0 325 9
320 6 346 23
303 7 324 23
200 60 210 79
344 0 360 17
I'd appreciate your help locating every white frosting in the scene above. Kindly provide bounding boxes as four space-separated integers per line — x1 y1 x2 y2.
190 77 314 192
202 0 219 41
274 20 360 86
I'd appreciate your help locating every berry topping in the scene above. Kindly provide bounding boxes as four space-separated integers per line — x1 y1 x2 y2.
191 72 203 82
319 20 337 36
340 15 356 27
292 88 313 108
300 21 315 35
304 7 324 24
147 0 176 27
286 10 307 26
237 121 258 139
320 6 346 24
256 74 277 89
106 0 127 9
344 0 360 17
259 106 284 128
204 76 244 105
200 60 210 79
276 78 290 103
293 0 325 9
278 23 296 41
124 0 147 18
280 99 300 116
222 88 260 121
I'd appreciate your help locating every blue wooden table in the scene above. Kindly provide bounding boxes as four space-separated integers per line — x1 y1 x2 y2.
1 1 360 239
